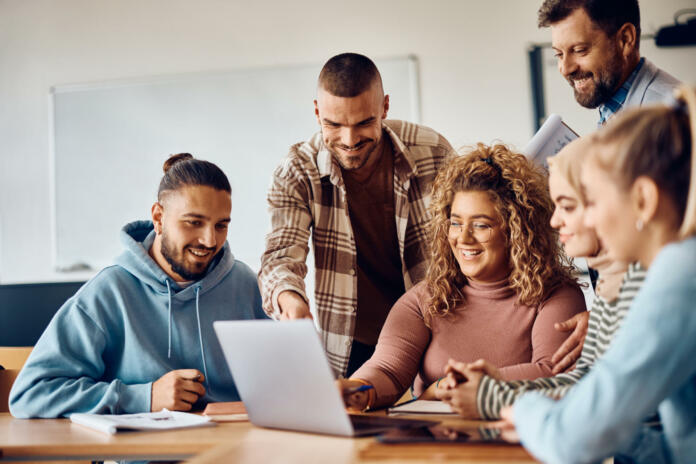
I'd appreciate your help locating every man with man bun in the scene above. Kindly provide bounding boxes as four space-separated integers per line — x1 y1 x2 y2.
10 154 267 418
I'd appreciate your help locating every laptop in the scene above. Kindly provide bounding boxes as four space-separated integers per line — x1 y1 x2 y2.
213 319 438 437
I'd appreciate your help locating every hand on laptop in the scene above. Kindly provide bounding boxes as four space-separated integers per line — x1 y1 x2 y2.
277 290 314 320
336 379 372 411
151 369 206 412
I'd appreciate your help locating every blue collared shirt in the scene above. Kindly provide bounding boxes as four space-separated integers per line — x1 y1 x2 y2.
598 57 645 126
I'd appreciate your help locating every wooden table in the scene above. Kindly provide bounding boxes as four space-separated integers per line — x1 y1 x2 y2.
0 412 536 463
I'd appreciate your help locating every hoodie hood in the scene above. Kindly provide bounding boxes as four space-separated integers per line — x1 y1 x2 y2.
114 220 236 301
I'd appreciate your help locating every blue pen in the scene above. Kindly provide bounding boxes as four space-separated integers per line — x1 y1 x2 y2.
345 384 374 394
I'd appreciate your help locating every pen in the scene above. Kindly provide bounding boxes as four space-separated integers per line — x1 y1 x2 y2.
345 384 374 394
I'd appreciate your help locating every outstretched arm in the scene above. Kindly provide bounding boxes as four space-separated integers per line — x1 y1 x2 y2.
258 156 314 319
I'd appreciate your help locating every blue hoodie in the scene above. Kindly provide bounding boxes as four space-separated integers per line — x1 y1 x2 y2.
9 220 267 418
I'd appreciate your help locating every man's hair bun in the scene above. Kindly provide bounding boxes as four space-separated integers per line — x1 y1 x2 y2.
157 152 231 200
163 153 194 173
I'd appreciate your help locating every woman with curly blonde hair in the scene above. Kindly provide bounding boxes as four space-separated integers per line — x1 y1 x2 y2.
425 143 577 318
338 143 586 410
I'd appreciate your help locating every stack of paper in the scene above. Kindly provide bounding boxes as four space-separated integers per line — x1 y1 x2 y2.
70 409 215 434
523 114 579 166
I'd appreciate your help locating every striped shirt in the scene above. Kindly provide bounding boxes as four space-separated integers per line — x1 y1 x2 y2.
258 120 455 376
477 263 646 419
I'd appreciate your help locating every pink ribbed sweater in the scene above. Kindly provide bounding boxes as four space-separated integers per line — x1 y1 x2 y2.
352 278 586 407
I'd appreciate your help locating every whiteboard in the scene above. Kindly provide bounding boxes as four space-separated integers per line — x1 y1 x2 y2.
541 41 695 135
51 56 421 282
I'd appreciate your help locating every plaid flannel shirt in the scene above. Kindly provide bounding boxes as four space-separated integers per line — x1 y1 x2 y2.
259 119 455 377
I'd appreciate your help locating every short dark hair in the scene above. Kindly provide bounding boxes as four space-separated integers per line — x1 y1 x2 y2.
538 0 641 39
158 153 231 201
318 53 382 98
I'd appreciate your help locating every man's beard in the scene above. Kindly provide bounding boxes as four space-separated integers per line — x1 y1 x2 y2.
328 138 379 171
160 233 215 281
568 54 623 109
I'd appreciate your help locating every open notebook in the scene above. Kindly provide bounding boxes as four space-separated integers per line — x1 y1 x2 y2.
70 409 214 434
388 400 455 415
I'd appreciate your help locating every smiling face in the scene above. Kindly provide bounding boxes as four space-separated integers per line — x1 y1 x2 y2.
314 80 389 172
448 190 510 283
550 8 627 108
151 185 231 282
549 166 599 258
580 154 640 263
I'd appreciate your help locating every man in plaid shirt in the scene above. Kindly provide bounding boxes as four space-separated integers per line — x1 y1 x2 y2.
258 53 456 377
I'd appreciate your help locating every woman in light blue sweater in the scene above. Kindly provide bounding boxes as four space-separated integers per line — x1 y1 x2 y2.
496 86 696 463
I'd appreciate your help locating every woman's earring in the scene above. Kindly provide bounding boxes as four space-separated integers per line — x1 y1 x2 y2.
635 219 644 231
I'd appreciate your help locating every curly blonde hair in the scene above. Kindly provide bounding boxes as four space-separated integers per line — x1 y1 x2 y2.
425 143 576 319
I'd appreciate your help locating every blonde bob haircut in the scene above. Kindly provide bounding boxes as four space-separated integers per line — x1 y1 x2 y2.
590 85 696 239
425 143 576 319
547 138 590 205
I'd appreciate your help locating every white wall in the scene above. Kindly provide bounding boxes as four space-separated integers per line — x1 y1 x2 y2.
0 0 693 283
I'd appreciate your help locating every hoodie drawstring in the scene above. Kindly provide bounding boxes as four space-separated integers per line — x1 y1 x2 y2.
194 286 211 392
166 280 173 359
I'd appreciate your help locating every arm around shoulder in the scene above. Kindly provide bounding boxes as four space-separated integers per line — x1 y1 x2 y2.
498 284 586 380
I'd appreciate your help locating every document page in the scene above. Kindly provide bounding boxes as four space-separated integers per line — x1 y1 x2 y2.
523 114 579 166
388 400 455 415
70 409 214 434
